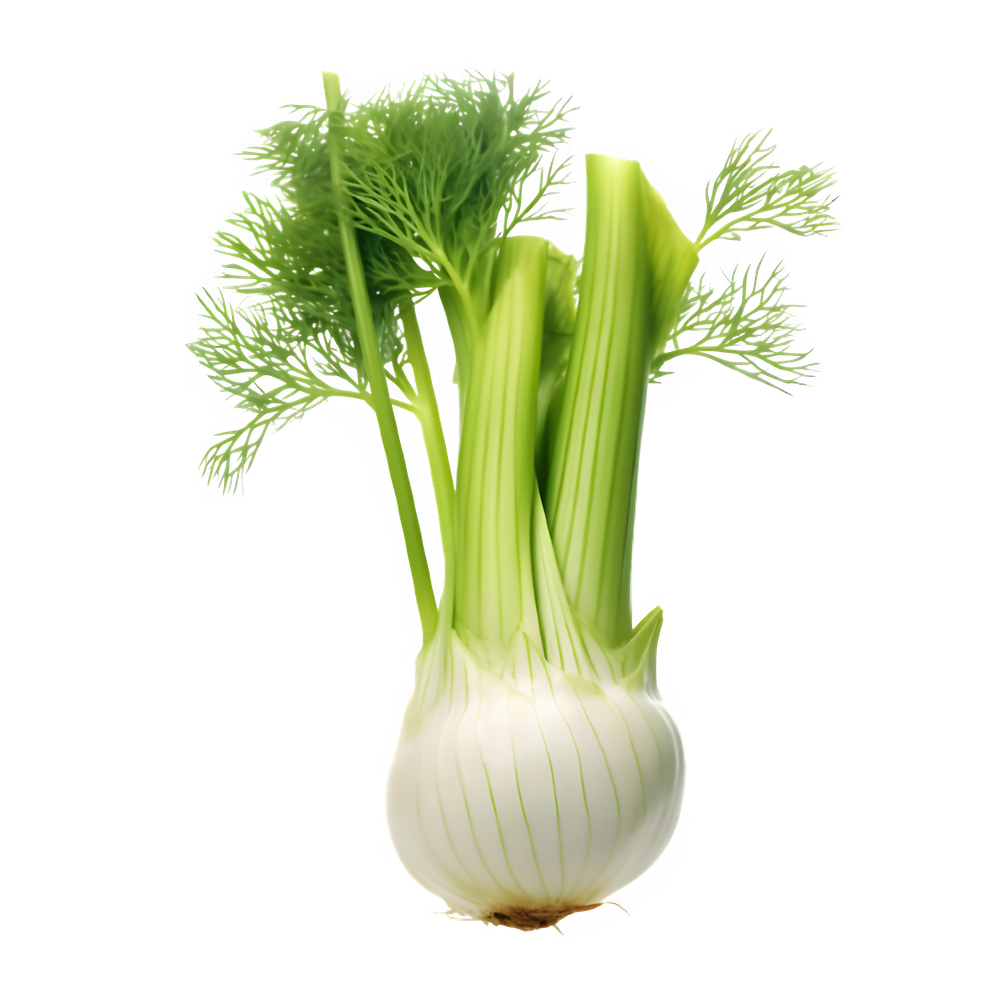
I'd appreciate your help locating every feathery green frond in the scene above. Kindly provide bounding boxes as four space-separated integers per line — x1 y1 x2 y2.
695 130 837 251
213 191 411 378
188 292 368 491
498 153 576 236
334 74 573 307
651 259 815 393
198 420 268 493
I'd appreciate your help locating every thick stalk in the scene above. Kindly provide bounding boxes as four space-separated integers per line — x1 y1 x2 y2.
437 249 498 428
323 72 437 643
545 156 652 646
400 304 456 597
454 236 547 649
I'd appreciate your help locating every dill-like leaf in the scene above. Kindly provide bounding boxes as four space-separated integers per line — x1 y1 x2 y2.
334 74 572 299
188 292 368 491
213 192 415 374
498 153 576 236
651 258 815 393
695 131 837 251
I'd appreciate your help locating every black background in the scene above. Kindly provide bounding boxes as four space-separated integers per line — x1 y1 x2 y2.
154 37 880 979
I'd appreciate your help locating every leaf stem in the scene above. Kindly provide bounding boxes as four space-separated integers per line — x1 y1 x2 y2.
400 303 456 600
324 72 437 644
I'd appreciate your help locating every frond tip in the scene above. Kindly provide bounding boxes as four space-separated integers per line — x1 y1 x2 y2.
695 130 837 251
497 153 576 236
187 291 367 491
197 419 270 494
651 258 816 393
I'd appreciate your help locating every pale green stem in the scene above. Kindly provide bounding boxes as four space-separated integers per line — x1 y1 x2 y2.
400 303 456 606
323 72 437 644
545 155 653 646
454 236 547 649
437 286 473 419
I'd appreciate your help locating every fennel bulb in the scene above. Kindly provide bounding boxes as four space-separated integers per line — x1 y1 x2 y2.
387 497 684 927
189 72 835 929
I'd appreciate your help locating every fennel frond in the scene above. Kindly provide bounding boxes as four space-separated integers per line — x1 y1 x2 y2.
651 258 814 393
695 130 837 250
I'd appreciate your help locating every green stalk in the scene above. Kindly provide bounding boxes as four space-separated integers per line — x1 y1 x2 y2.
400 303 456 595
438 250 500 427
454 236 548 649
544 155 653 646
323 72 437 644
437 286 474 421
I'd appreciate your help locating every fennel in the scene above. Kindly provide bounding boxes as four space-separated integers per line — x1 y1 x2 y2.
189 72 836 929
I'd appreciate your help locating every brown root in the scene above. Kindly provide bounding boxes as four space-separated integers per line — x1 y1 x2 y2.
478 903 606 932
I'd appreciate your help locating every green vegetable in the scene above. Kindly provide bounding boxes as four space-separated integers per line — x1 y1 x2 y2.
189 72 836 930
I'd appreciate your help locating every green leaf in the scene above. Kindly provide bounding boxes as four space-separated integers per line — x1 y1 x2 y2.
651 258 815 393
499 153 576 236
334 74 572 315
221 143 417 375
187 292 366 491
695 130 837 251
